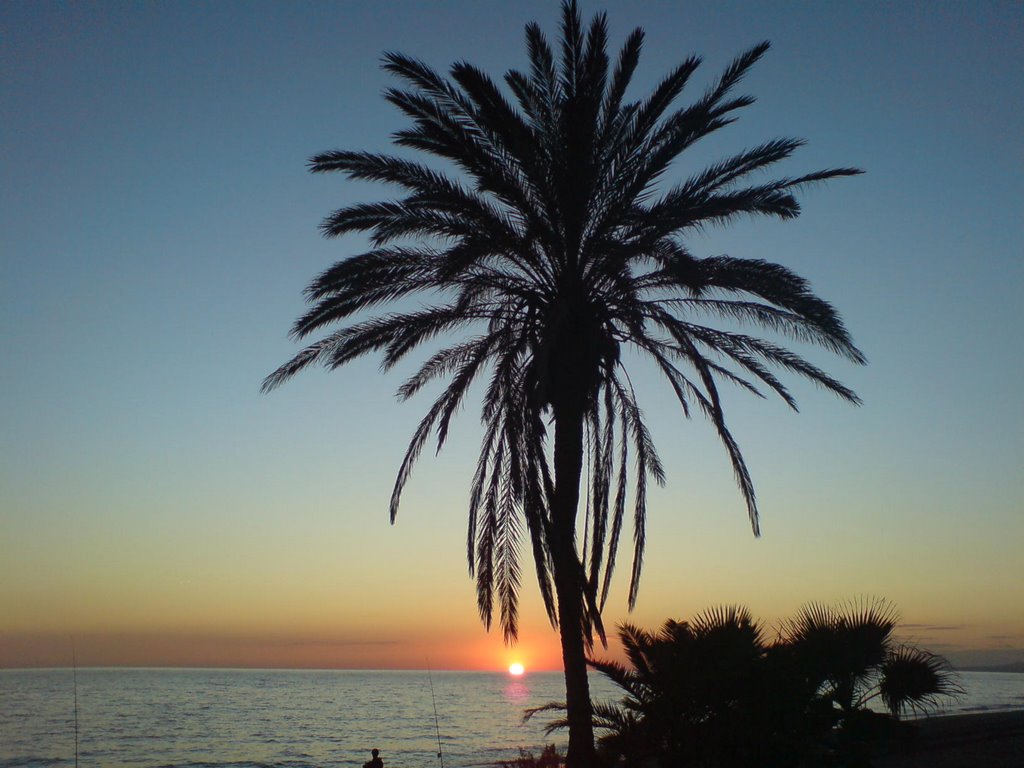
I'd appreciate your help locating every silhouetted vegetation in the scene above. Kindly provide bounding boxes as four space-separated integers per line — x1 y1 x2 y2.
500 744 565 768
530 600 960 767
264 1 863 764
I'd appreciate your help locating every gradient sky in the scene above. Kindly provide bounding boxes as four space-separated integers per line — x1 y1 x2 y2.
2 1 1022 671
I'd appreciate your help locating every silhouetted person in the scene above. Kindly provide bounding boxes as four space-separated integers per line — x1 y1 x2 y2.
364 748 383 768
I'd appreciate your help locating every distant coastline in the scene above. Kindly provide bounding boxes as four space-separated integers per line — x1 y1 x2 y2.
954 662 1024 674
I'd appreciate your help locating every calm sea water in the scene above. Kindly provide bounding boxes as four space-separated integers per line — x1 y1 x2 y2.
1 669 1021 768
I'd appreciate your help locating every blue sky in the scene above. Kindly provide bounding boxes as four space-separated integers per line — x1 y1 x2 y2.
1 1 1021 669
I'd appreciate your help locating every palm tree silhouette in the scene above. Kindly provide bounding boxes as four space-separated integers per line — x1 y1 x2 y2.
586 608 772 766
264 3 864 763
783 599 961 721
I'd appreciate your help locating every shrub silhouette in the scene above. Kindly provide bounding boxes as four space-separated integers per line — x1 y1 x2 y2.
530 599 959 767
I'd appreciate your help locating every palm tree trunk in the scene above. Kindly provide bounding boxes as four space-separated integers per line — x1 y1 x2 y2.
551 399 596 768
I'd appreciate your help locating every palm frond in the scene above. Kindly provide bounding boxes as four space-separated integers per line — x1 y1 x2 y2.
879 645 962 717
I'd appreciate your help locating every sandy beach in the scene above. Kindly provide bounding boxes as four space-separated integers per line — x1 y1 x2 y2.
874 711 1024 768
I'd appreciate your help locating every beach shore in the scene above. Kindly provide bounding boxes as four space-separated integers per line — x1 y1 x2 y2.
874 710 1024 768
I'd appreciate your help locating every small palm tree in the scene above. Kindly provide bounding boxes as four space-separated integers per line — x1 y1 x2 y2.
781 599 961 766
595 608 770 766
550 603 959 767
264 3 864 763
783 599 961 720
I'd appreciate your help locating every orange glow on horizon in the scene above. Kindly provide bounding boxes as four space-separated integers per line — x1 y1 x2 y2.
0 625 571 671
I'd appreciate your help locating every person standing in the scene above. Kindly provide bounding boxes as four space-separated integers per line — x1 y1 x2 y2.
364 748 383 768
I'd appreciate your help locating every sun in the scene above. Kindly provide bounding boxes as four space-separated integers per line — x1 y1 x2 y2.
508 662 525 676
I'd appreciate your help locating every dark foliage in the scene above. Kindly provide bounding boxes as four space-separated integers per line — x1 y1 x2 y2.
531 600 961 768
500 745 565 768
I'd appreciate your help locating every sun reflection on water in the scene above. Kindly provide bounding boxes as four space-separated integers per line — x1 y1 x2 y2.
503 679 530 703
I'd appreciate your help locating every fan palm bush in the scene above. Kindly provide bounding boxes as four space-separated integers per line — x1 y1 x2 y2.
783 599 960 720
533 601 959 767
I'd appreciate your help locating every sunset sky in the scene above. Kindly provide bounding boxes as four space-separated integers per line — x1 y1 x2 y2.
2 1 1021 671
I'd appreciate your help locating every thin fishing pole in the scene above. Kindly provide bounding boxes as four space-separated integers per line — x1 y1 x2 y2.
72 638 79 768
426 661 444 768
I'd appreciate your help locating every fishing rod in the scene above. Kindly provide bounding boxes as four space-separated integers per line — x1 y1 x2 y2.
426 661 444 768
72 638 79 768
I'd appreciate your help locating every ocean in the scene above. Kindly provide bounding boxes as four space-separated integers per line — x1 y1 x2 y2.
1 669 1021 768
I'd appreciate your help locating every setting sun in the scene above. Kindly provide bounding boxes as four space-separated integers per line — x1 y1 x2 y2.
508 662 525 676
